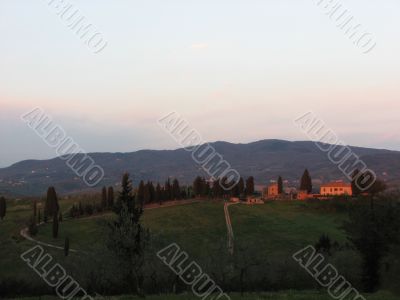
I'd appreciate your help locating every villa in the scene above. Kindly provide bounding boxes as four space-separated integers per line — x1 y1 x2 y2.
320 182 353 196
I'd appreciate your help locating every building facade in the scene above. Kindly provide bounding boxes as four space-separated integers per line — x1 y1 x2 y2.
268 183 279 197
320 182 352 196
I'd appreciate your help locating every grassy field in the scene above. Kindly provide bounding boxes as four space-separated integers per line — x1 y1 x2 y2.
1 198 397 298
33 200 348 259
4 291 400 300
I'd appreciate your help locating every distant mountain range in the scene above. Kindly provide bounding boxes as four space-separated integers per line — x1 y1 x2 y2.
1 139 399 197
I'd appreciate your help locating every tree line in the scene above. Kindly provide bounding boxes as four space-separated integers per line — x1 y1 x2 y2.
192 176 255 198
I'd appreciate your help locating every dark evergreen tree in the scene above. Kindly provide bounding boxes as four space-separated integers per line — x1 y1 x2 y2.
165 179 172 200
201 180 211 198
238 177 245 196
59 212 63 222
52 213 59 239
143 182 151 204
161 186 166 202
136 180 145 206
193 176 203 198
115 173 137 215
149 182 155 202
300 169 312 193
108 173 149 296
172 179 181 200
38 209 41 224
351 169 361 196
220 176 231 197
78 201 84 215
45 187 59 218
245 177 255 196
155 183 162 205
213 178 223 198
108 186 114 208
181 188 187 199
344 201 400 292
102 186 108 208
277 176 283 194
0 197 6 220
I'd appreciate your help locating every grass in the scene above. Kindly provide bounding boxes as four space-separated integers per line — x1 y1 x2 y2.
1 200 347 278
1 198 397 298
230 201 347 257
4 290 399 300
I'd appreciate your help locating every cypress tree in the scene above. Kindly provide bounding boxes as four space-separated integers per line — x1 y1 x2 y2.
245 177 255 196
278 176 283 194
0 197 6 220
108 173 149 295
78 201 84 215
38 209 41 224
137 180 145 206
193 176 203 198
143 182 151 204
117 173 139 216
59 212 63 222
101 186 107 208
155 183 162 205
300 169 313 193
108 186 114 208
149 182 155 202
46 187 59 218
201 180 210 198
181 188 187 199
53 213 59 239
165 179 172 200
213 178 223 198
172 179 180 200
238 177 245 196
352 169 361 196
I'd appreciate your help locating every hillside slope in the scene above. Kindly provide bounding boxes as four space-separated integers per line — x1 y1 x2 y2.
1 139 399 196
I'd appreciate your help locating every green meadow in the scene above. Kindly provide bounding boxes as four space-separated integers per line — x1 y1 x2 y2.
1 198 398 298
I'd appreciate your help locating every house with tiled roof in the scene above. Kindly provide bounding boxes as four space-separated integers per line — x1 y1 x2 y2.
320 181 352 196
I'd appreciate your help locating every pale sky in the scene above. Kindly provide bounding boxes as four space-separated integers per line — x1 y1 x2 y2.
1 0 399 167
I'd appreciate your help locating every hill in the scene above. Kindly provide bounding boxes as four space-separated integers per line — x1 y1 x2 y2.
2 199 399 297
1 139 400 196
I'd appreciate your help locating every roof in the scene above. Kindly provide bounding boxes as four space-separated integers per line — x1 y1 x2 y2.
321 182 351 188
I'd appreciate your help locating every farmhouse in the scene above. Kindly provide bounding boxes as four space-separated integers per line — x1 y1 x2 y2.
320 182 352 196
268 183 279 197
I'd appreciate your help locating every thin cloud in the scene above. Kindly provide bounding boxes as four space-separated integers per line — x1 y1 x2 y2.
191 43 209 49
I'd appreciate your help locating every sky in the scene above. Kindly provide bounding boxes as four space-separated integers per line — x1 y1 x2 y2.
1 0 399 167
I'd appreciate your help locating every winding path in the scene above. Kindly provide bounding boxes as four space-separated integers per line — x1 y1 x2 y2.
224 202 239 254
20 226 79 253
20 199 200 253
